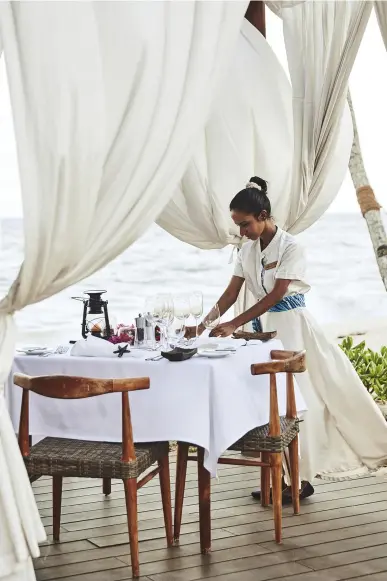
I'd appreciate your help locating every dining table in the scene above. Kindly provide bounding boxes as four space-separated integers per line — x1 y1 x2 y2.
6 336 307 552
7 337 307 476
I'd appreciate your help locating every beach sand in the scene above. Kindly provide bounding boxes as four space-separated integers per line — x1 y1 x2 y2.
326 317 386 350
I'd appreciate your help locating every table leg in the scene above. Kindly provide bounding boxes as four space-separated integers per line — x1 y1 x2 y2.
197 447 211 554
174 442 189 544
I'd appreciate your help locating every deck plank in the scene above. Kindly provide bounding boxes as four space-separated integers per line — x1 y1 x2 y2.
33 461 387 581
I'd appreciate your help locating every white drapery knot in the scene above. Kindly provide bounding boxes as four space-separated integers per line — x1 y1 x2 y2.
0 297 16 317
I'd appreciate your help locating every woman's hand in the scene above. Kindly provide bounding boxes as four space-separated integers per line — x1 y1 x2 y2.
209 321 237 338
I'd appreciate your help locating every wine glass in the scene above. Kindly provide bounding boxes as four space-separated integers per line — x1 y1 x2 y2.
152 295 167 349
190 291 203 341
174 294 190 321
156 294 174 349
168 321 186 348
202 304 220 332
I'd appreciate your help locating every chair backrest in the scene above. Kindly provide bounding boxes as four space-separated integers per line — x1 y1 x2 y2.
250 350 306 437
13 373 150 462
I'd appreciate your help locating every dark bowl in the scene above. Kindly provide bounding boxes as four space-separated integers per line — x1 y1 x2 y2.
161 347 197 362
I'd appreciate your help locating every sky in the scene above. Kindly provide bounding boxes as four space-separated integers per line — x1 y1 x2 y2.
0 7 386 218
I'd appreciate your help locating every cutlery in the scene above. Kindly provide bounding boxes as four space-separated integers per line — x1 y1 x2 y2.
40 345 69 357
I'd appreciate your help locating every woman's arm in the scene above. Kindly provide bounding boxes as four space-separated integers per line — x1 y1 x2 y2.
185 276 244 338
210 279 291 337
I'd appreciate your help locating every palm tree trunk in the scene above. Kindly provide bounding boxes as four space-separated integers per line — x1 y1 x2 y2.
347 92 387 291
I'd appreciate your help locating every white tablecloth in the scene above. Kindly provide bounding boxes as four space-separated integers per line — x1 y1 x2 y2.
6 339 307 476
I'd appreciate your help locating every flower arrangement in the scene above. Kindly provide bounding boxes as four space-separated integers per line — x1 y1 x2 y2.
107 324 135 345
106 323 161 344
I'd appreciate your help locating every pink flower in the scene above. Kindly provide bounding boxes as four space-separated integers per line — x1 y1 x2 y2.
107 323 135 345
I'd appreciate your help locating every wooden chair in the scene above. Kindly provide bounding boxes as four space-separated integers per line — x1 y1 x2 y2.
173 349 306 551
14 373 173 578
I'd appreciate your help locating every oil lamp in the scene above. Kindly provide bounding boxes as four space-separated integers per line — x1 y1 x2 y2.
72 290 112 339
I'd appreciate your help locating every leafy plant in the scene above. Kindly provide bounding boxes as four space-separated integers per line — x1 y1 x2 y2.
340 336 387 402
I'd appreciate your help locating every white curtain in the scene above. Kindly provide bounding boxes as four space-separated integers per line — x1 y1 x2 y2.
158 1 363 249
282 0 371 234
158 19 294 249
375 1 387 51
0 1 247 577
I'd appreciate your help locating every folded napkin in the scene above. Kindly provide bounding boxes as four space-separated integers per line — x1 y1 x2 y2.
70 336 143 358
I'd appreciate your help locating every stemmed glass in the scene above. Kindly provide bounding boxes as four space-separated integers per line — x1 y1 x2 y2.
168 321 186 349
152 295 168 350
202 304 221 333
190 291 203 342
158 293 174 350
173 294 190 346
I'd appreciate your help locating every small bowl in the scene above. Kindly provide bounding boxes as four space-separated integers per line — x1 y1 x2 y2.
161 347 197 362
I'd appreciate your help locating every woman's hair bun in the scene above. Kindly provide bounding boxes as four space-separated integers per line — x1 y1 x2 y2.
249 176 268 194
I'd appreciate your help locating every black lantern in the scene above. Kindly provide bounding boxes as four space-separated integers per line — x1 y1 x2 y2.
72 290 112 339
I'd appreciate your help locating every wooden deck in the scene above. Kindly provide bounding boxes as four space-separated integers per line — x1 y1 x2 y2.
32 458 387 581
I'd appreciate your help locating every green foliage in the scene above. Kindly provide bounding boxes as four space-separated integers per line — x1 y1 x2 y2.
340 336 387 402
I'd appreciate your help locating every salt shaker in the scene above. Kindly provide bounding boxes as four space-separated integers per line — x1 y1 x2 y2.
134 314 145 346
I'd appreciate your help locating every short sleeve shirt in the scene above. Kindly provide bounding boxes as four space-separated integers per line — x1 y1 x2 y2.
233 228 310 301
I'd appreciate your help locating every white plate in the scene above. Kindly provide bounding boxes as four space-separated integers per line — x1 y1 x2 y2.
17 347 50 356
197 349 231 359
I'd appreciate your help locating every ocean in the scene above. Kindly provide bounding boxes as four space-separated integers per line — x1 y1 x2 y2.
1 213 387 345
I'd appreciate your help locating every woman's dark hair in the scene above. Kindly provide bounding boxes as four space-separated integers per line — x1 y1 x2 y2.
229 176 271 217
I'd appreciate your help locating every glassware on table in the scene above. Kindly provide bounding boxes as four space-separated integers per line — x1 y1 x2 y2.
168 321 186 349
162 294 175 350
173 294 190 321
202 303 221 332
173 294 190 346
153 294 173 350
190 291 203 341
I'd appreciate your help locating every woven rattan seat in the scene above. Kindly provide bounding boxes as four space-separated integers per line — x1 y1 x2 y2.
229 417 300 454
173 349 307 551
24 437 169 479
14 372 173 578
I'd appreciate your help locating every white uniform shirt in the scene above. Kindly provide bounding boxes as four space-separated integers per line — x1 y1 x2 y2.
233 227 310 301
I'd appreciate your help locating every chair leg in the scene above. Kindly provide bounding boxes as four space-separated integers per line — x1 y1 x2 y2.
260 451 271 507
123 478 139 578
174 442 189 544
288 436 300 515
158 455 173 548
271 453 282 543
197 447 211 554
103 477 112 496
53 475 63 542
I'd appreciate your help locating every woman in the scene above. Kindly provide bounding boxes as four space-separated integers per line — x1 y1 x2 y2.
192 176 387 500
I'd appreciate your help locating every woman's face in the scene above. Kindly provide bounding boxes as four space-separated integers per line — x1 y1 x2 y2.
231 209 266 241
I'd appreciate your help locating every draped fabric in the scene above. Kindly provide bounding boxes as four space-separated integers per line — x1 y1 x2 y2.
158 20 294 249
0 1 247 577
282 0 372 234
265 0 306 17
159 1 366 249
375 1 387 51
